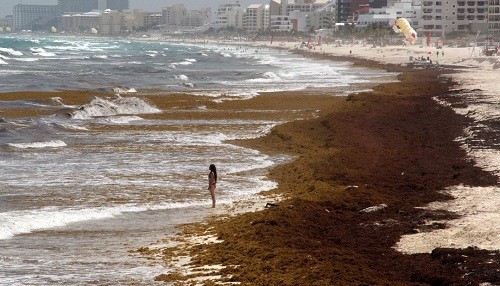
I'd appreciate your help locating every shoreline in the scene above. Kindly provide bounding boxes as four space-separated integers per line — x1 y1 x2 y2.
2 36 499 283
150 44 500 284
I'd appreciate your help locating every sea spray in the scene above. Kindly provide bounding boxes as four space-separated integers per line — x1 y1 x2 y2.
71 96 160 119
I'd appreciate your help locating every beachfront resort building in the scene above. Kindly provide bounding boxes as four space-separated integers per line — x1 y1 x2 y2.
268 0 336 32
337 0 389 23
270 15 294 31
211 1 271 32
344 0 499 38
99 9 145 34
417 0 489 37
162 4 211 30
211 0 335 32
13 4 59 31
60 9 145 35
243 4 271 31
61 11 100 33
489 0 500 34
356 0 421 28
212 1 243 29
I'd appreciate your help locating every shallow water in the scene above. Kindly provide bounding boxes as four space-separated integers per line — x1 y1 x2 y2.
0 35 398 284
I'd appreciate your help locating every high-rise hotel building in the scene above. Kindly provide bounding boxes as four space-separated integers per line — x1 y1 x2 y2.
13 4 59 31
58 0 129 13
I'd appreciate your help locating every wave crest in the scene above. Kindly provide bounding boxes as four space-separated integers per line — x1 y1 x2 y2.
71 96 160 119
7 140 67 149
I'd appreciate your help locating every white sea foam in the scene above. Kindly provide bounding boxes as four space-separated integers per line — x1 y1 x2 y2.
7 140 67 149
30 47 56 57
181 82 194 88
44 44 104 52
105 116 144 124
71 96 160 119
175 74 189 81
0 59 7 65
170 60 194 67
54 123 89 131
246 71 281 83
14 58 38 62
0 47 23 56
113 87 137 95
50 97 77 108
0 202 205 240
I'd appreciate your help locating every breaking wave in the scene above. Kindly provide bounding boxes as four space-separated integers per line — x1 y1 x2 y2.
71 96 161 119
7 140 67 149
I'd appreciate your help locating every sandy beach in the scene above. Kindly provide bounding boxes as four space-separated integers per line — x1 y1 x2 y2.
1 36 498 284
143 40 500 285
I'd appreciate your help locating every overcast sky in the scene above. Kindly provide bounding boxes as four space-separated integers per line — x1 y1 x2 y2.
1 0 268 17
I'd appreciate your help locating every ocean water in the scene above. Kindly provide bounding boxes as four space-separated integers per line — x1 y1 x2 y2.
0 35 396 285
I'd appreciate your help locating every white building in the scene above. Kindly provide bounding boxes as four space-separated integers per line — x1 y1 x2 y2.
356 0 421 28
289 10 310 30
61 11 101 33
270 15 294 31
162 4 187 27
307 8 337 30
185 8 212 27
13 4 59 31
144 12 163 29
282 0 332 15
491 0 500 35
60 9 147 35
162 4 211 30
212 1 242 29
420 0 489 37
270 0 335 32
227 7 245 30
243 4 270 31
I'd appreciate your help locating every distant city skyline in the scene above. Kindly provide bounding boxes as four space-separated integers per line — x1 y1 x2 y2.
1 0 268 17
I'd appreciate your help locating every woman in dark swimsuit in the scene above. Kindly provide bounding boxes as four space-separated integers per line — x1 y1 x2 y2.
208 164 217 208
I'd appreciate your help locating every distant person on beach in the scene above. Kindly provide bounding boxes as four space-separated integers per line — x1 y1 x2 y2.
208 164 217 208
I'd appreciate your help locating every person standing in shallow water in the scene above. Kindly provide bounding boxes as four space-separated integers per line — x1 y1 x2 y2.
208 164 217 208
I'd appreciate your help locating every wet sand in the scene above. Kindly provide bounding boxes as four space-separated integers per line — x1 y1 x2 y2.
152 55 500 284
2 52 499 284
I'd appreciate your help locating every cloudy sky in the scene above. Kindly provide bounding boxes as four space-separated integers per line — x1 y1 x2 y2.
1 0 268 17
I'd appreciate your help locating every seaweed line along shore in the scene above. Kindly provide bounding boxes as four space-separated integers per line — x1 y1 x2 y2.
0 34 499 285
144 39 500 285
